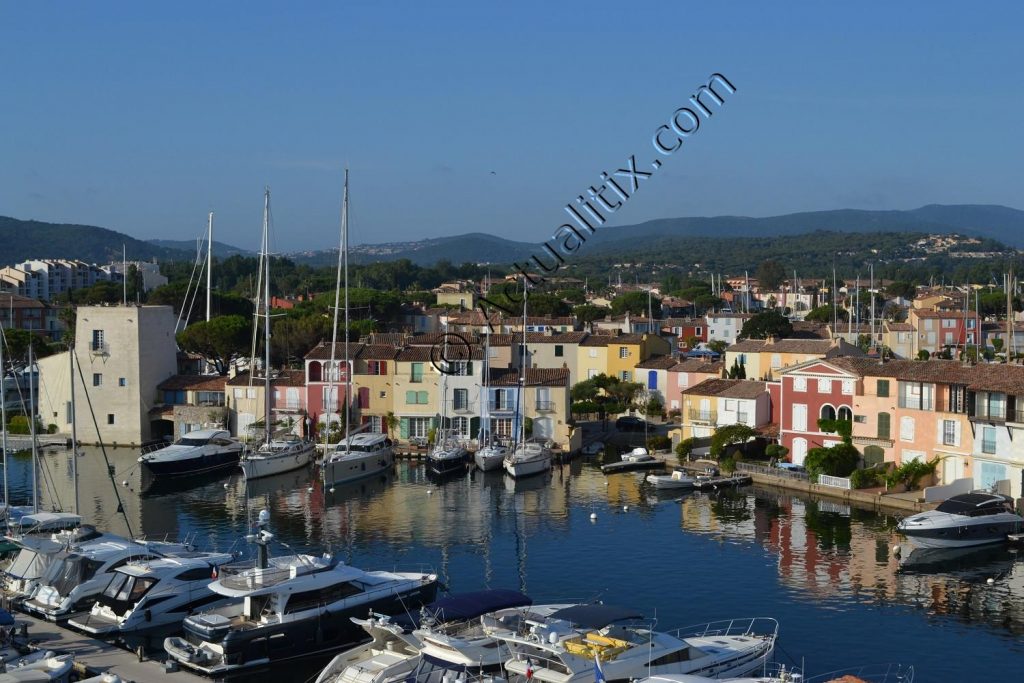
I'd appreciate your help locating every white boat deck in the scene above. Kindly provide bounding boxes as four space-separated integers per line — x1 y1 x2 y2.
15 611 208 682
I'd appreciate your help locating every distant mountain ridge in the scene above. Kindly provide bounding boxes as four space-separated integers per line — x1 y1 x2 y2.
2 204 1022 268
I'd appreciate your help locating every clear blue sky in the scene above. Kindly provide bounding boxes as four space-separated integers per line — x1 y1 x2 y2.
2 2 1022 252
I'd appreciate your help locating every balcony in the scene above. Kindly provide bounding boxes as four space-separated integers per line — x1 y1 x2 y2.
89 341 109 356
409 375 423 384
488 402 515 413
970 410 1007 424
535 400 556 412
688 408 717 424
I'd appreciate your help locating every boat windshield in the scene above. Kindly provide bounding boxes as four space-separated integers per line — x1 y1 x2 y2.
43 554 105 595
7 549 43 579
935 494 1008 516
96 572 157 611
173 437 209 447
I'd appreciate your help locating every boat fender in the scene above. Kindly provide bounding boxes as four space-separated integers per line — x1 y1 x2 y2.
145 609 152 622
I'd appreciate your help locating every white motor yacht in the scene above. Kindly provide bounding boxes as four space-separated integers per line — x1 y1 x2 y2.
2 525 102 604
623 447 655 463
646 470 696 490
897 491 1024 548
324 434 395 486
636 661 914 682
313 613 422 683
138 429 244 479
164 511 438 676
22 536 192 621
69 551 237 641
503 441 551 479
496 607 777 683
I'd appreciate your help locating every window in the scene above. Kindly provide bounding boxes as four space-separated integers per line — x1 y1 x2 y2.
771 354 781 369
554 345 563 357
247 387 257 399
792 404 807 431
837 406 852 421
405 391 429 405
92 373 102 387
877 379 889 397
620 370 631 381
453 388 468 410
107 414 115 425
877 412 891 440
451 416 470 437
322 386 339 411
65 401 72 424
899 382 935 411
410 362 424 383
91 329 105 352
724 399 736 411
589 349 598 358
942 318 956 328
942 419 957 446
619 347 629 359
587 368 597 379
494 418 513 438
982 426 997 454
694 326 702 336
407 417 431 439
118 377 127 387
841 379 854 395
233 388 244 400
368 415 383 433
945 385 965 413
367 360 387 375
793 377 807 392
817 378 832 393
820 405 836 421
900 416 915 442
978 392 1007 420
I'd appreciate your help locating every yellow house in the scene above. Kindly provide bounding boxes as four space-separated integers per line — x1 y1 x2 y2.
352 345 400 435
580 332 672 383
392 346 442 444
724 337 864 381
436 290 476 309
578 337 609 383
487 367 574 450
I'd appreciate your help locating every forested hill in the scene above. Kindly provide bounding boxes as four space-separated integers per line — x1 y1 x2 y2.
0 215 186 265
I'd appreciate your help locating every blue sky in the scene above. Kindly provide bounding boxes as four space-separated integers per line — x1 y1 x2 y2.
2 2 1022 252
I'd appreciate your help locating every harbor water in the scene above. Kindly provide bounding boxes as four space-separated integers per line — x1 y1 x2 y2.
7 445 1024 681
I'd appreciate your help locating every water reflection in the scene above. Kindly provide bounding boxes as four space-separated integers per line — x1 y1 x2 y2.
4 447 1024 678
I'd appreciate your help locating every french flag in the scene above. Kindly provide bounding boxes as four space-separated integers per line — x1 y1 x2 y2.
526 658 534 680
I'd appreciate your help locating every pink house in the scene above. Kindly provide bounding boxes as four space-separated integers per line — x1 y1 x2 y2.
666 359 724 413
304 341 362 425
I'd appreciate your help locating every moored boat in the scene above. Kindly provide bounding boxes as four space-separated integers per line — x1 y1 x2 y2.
324 433 395 486
240 436 315 480
503 441 551 479
897 491 1024 548
646 469 696 490
138 429 244 479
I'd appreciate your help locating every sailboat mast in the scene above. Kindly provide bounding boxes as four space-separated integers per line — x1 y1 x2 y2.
0 329 8 509
263 189 272 446
343 171 351 443
324 173 346 458
206 211 214 323
518 281 528 445
28 341 38 513
69 341 79 514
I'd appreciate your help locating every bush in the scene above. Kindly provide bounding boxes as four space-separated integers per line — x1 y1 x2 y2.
7 416 43 435
886 459 938 490
646 435 671 452
675 438 695 464
709 424 757 459
765 444 789 461
850 468 883 489
805 443 860 480
719 455 737 474
916 350 930 361
668 408 681 423
46 424 58 434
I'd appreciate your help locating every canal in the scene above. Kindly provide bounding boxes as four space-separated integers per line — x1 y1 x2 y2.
7 445 1024 681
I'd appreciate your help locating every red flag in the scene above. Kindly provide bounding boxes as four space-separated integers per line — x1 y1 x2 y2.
211 565 219 580
526 658 533 680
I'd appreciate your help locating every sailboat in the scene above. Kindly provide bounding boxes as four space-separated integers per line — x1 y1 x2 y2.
323 172 395 486
503 283 552 478
427 332 469 475
239 189 315 479
473 329 506 471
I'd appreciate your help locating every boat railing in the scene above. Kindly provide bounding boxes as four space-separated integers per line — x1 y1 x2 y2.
504 649 572 675
668 616 779 642
805 663 914 683
216 562 302 590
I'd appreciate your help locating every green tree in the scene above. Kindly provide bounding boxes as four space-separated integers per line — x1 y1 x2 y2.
710 424 758 459
707 340 728 354
755 260 786 290
884 281 917 300
573 304 610 325
176 315 252 375
804 443 860 479
739 310 793 340
570 373 643 420
804 305 848 324
610 291 661 317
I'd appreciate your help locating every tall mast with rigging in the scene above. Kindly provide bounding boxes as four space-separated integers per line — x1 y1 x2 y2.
262 190 272 448
324 171 349 460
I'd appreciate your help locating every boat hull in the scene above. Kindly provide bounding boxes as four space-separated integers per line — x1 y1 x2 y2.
141 448 243 479
427 453 466 475
473 450 505 472
324 449 394 486
167 581 437 675
241 444 315 479
899 517 1024 548
503 455 551 478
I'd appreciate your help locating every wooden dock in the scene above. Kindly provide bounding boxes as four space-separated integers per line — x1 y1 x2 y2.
15 612 207 682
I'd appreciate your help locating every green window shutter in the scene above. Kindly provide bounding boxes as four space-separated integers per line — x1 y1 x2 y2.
877 380 889 397
418 391 428 404
466 361 473 375
411 363 423 381
877 412 891 440
470 416 480 436
431 416 440 428
406 390 416 404
399 418 409 439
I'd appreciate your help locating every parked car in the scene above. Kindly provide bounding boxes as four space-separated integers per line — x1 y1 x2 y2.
776 462 806 473
615 416 651 432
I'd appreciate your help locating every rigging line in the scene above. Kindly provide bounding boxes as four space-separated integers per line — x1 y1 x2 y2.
175 238 205 333
183 257 206 331
73 346 134 538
